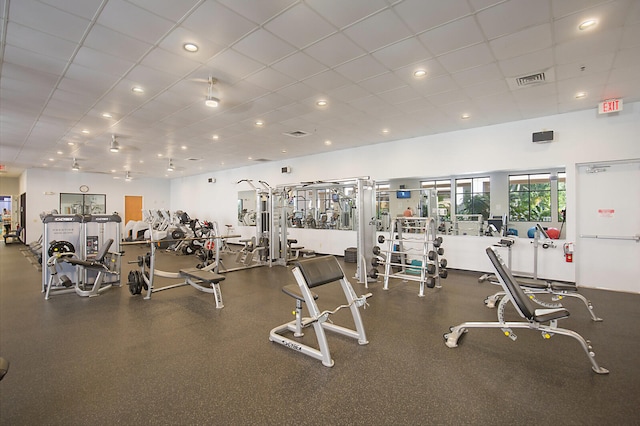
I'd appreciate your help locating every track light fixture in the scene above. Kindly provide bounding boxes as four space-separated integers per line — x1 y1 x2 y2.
167 159 175 172
71 158 80 171
205 76 220 108
110 134 120 153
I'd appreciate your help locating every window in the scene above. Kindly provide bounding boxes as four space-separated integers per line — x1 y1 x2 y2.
455 177 490 219
557 172 566 222
509 173 551 222
421 179 451 221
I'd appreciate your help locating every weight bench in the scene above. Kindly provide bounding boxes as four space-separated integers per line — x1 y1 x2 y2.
444 246 608 374
269 255 372 367
178 268 225 309
484 276 603 321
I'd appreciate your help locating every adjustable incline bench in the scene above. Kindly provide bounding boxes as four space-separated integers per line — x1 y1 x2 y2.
444 246 608 374
269 255 372 367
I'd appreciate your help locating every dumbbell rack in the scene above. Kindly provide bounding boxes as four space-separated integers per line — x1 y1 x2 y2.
378 217 447 297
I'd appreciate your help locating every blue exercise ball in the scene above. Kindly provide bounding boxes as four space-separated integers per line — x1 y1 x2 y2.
527 226 536 238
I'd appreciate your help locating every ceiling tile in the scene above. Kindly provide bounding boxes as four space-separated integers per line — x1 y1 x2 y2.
306 0 389 29
232 29 297 66
127 0 202 22
205 49 265 84
372 37 432 70
334 55 388 82
394 0 472 33
264 3 336 49
9 0 90 42
476 0 551 39
418 16 485 56
74 46 136 75
2 44 68 76
489 24 553 61
498 48 554 77
555 28 623 65
553 0 631 44
245 67 297 92
438 43 495 73
452 62 504 87
5 22 78 61
39 0 104 20
304 33 366 68
343 9 413 52
358 72 407 95
182 1 257 46
217 0 298 25
83 24 153 63
303 70 351 93
271 52 327 80
140 48 202 77
97 0 174 44
157 26 226 63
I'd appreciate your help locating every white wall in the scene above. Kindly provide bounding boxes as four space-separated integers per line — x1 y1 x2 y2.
171 102 640 284
20 169 171 242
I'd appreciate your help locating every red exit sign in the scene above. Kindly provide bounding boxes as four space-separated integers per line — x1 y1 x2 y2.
598 98 623 114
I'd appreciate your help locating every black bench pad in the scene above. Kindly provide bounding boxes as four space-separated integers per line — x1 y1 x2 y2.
282 284 318 302
180 268 226 284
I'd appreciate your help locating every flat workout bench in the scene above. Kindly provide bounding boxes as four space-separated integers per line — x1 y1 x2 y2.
269 255 372 367
444 246 608 374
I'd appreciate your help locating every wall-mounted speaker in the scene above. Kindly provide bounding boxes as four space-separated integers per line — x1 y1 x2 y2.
532 130 554 143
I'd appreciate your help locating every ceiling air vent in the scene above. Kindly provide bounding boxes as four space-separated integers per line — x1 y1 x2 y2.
186 158 202 162
284 130 310 138
252 158 271 162
516 72 546 86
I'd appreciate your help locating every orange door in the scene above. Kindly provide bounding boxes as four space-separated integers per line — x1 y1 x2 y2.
124 195 143 224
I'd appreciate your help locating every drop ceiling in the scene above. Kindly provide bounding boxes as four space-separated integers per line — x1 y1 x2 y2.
1 0 639 179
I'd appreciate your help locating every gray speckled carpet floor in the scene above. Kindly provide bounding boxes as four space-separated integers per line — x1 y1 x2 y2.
1 241 638 425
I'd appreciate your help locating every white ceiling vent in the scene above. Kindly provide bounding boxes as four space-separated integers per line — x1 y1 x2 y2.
284 130 310 138
508 68 555 90
186 158 202 161
252 158 271 162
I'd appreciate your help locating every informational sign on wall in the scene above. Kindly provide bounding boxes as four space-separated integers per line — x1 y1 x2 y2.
597 209 615 218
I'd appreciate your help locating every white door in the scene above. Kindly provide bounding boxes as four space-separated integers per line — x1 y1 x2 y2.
576 160 640 293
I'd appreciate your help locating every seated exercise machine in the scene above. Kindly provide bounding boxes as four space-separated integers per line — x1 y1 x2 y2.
44 239 121 300
444 246 608 374
269 255 372 367
126 236 226 309
480 225 602 321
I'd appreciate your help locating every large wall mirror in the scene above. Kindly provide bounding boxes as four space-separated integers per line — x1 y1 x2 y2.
238 190 257 226
378 170 566 238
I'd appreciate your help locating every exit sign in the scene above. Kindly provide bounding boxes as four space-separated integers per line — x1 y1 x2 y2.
598 98 623 114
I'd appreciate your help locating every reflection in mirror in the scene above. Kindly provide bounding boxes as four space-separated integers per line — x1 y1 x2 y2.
284 184 355 230
238 190 257 226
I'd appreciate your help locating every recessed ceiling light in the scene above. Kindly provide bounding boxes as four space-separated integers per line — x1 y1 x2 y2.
316 99 328 107
255 120 264 127
578 19 597 30
67 142 75 146
381 128 390 134
413 69 427 78
157 153 163 157
212 135 219 140
56 151 63 155
183 43 198 52
48 158 54 162
461 113 470 119
324 140 332 146
101 112 113 118
575 92 587 99
248 156 253 160
181 145 187 150
81 129 90 134
281 149 287 153
132 86 144 93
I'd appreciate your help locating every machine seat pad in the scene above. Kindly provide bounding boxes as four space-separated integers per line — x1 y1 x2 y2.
517 277 577 292
533 308 570 323
63 258 105 270
295 255 344 288
180 268 225 284
282 284 318 302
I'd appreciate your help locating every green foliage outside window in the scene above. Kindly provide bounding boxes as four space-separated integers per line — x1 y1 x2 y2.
509 174 551 222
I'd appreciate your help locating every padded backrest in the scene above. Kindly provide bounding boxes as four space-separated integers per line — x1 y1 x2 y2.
486 247 535 320
95 239 114 261
295 255 344 288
